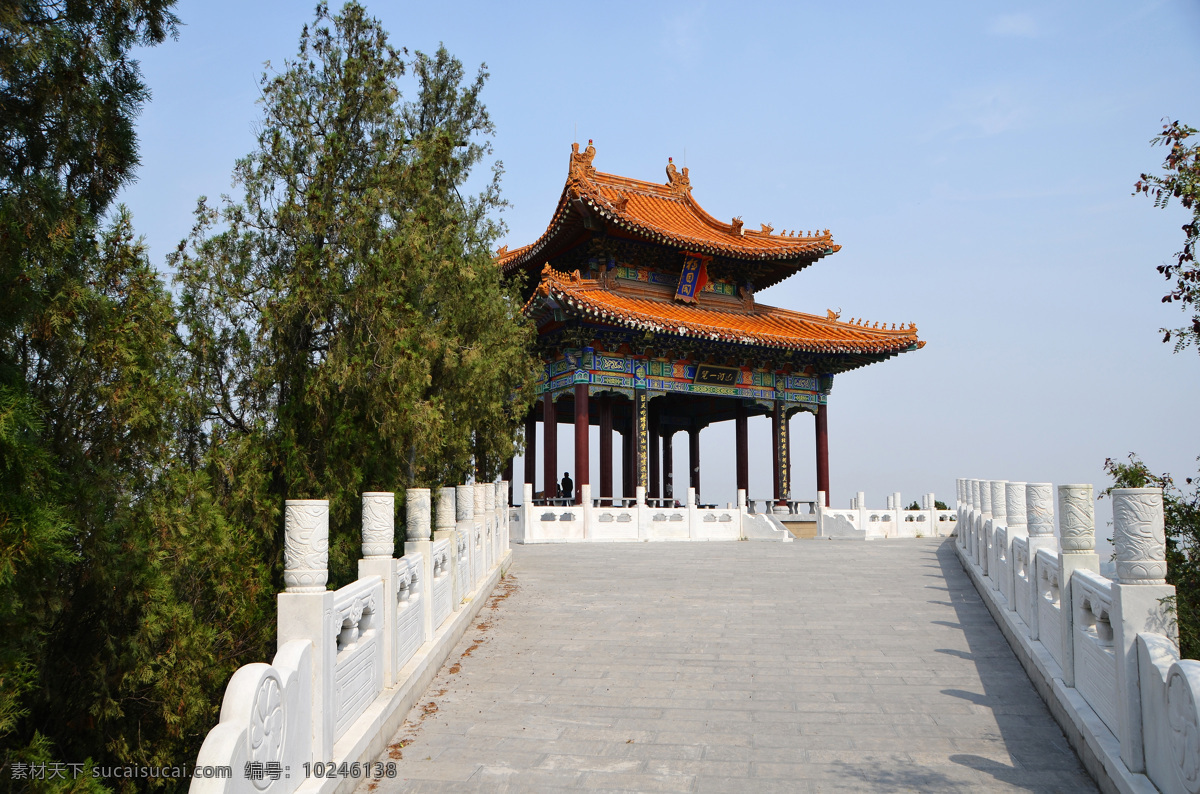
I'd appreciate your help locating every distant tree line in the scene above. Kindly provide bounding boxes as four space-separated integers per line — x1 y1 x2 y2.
0 2 536 790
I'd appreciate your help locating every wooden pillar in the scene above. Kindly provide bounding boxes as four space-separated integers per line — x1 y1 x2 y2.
785 411 792 502
735 402 749 496
771 404 781 502
662 429 674 500
688 423 700 496
502 458 514 506
523 409 537 491
574 383 589 506
599 395 613 503
543 392 557 500
621 424 633 500
816 402 829 506
773 400 790 505
648 402 661 500
635 390 649 497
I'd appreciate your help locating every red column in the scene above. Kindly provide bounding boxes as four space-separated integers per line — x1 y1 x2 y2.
816 403 829 506
662 429 674 500
648 402 661 500
543 392 557 500
523 410 537 492
622 421 634 501
599 395 613 504
688 423 700 496
771 403 781 503
735 402 749 496
574 383 589 506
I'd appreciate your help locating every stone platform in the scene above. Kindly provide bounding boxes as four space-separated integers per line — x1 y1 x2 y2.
358 539 1096 792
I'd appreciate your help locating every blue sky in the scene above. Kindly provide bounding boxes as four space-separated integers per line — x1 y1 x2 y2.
120 1 1200 529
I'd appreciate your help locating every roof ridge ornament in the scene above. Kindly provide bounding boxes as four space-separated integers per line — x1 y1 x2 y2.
665 156 691 196
569 139 597 185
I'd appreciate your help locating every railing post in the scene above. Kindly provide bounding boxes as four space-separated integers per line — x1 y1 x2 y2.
1111 487 1176 773
979 480 993 578
1024 483 1057 640
955 479 965 548
1057 484 1099 687
989 481 1010 607
474 483 489 586
482 481 496 568
433 487 460 612
969 480 981 563
579 483 592 540
403 488 433 644
358 492 397 685
519 482 533 544
1005 482 1029 604
497 480 509 550
277 499 335 760
456 484 475 595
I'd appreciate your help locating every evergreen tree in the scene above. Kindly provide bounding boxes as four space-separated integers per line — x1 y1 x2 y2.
0 1 181 785
172 1 536 586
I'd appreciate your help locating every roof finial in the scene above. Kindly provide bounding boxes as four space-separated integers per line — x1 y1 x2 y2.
665 156 691 195
568 138 597 184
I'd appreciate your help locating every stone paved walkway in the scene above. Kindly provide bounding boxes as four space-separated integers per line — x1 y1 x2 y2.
359 539 1096 793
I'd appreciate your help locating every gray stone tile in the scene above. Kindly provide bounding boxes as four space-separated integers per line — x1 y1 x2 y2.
356 540 1097 793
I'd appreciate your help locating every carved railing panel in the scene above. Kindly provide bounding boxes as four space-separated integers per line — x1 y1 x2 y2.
395 554 424 672
1036 548 1063 669
1012 537 1032 628
331 576 383 740
431 539 452 631
1073 569 1118 734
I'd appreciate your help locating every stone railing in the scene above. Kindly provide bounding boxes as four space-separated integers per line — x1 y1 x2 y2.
955 477 1200 794
510 483 791 543
191 481 512 794
816 490 956 539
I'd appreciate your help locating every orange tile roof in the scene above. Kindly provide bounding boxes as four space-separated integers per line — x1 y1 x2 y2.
498 142 840 277
525 266 924 357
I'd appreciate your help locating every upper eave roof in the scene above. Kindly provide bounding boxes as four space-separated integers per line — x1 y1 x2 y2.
498 142 841 276
524 265 924 359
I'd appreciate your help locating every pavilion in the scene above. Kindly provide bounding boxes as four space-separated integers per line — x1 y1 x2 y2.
500 142 923 508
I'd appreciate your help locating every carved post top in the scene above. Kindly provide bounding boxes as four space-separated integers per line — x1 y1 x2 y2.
455 484 474 520
405 488 431 542
989 481 1008 522
968 480 978 509
435 487 456 530
474 483 489 516
496 481 507 509
361 492 395 559
284 499 329 593
979 480 992 515
1058 483 1095 553
1112 488 1167 585
483 482 496 511
1005 482 1028 527
956 478 963 504
1025 482 1054 537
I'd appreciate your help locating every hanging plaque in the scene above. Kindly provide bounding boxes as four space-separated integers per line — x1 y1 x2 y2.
674 252 710 303
694 364 739 385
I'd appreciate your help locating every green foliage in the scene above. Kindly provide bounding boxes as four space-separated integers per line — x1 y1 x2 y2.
173 1 536 587
1134 120 1200 352
1103 454 1200 659
1 3 534 787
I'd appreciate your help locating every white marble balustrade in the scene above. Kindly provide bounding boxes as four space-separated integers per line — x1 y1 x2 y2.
192 481 512 794
954 477 1200 794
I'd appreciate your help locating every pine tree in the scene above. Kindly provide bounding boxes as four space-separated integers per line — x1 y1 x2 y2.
172 1 536 586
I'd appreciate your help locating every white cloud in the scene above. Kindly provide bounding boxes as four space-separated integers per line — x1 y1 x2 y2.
988 13 1039 38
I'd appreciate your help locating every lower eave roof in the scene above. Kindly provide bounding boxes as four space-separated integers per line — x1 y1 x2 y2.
524 266 924 358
